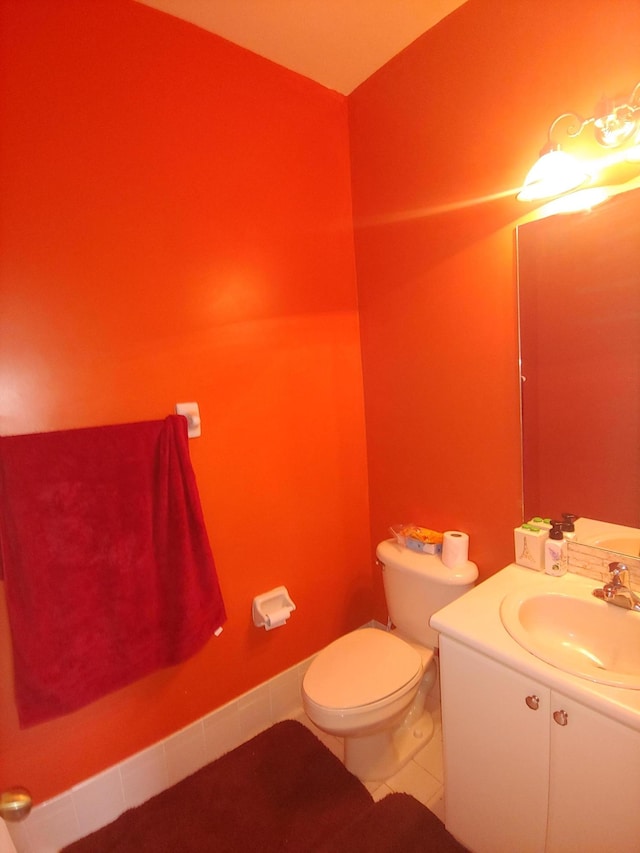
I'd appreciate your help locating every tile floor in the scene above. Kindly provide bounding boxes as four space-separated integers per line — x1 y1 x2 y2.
294 689 445 823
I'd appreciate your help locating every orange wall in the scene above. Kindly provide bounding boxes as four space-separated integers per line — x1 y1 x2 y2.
2 0 640 807
349 0 640 619
0 0 371 802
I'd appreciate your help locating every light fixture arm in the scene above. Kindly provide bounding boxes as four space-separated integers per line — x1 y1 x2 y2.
544 111 593 152
518 80 640 203
592 83 640 148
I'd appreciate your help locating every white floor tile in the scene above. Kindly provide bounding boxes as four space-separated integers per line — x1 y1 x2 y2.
385 757 442 808
366 781 394 802
427 785 446 823
413 728 444 782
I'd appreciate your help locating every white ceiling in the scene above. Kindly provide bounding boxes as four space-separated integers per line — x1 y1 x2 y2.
134 0 468 94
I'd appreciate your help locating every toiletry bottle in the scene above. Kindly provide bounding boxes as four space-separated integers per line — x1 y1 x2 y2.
561 513 577 540
544 521 567 576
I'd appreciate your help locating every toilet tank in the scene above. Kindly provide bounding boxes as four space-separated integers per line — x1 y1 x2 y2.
376 539 478 648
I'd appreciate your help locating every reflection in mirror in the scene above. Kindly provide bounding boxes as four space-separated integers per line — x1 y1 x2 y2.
517 187 640 554
573 517 640 559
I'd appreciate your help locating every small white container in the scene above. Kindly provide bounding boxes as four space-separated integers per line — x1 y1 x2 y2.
514 524 548 571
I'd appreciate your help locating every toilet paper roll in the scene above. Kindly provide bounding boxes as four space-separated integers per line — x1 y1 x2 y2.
442 531 469 569
265 606 290 628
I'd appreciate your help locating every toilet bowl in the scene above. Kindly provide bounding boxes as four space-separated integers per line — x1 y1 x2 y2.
302 627 436 780
302 538 477 781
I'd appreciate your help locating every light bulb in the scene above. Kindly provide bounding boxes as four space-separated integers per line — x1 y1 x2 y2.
517 149 590 202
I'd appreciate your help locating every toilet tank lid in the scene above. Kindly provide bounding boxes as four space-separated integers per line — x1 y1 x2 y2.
376 539 478 585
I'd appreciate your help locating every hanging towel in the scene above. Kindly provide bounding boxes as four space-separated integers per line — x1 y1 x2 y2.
0 415 226 727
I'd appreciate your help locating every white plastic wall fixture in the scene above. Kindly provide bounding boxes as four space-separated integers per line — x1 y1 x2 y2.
175 402 201 438
252 586 296 631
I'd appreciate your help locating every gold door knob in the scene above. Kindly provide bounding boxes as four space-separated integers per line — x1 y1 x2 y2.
0 787 32 822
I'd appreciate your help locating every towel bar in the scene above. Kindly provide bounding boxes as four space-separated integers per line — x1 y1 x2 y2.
175 402 201 438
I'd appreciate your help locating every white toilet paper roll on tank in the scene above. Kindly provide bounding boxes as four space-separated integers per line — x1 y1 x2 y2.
442 531 470 568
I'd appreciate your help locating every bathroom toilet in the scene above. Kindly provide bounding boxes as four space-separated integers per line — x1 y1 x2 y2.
302 538 477 781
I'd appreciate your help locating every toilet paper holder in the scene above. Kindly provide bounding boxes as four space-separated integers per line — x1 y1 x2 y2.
252 586 296 631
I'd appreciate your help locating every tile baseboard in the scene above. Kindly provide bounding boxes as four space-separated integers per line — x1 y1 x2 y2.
8 654 315 853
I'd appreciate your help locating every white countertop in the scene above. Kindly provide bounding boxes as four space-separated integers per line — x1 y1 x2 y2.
431 563 640 731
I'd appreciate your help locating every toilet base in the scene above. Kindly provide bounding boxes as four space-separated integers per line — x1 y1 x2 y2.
344 706 434 782
343 658 437 781
303 640 438 782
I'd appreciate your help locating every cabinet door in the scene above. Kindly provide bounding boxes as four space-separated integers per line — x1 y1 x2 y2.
546 691 640 853
440 637 549 853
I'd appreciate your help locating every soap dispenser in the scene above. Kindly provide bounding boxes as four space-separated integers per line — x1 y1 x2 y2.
561 513 577 540
545 521 567 576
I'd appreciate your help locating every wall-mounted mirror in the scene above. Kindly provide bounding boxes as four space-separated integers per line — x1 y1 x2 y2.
516 187 640 554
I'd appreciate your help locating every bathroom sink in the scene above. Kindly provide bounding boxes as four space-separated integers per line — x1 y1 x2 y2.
500 587 640 689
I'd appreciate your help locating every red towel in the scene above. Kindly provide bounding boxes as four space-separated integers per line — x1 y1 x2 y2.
0 415 226 727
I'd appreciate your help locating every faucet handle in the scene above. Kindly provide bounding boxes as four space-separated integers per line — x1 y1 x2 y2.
608 563 631 591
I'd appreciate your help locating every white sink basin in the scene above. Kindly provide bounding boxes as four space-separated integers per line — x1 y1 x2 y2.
500 587 640 689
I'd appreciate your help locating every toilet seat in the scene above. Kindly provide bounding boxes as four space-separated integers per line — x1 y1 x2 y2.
303 628 422 711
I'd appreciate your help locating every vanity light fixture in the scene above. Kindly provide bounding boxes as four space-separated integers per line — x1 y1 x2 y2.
517 81 640 202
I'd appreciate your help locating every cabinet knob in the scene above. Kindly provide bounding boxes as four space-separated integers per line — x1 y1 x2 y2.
525 694 540 710
553 709 569 726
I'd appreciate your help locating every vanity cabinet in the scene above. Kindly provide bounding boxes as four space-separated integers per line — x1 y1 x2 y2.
440 637 640 853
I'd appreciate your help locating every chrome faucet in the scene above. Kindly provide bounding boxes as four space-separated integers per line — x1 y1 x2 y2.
593 562 640 612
